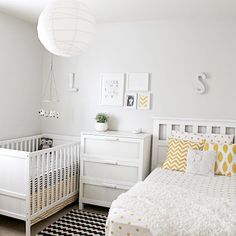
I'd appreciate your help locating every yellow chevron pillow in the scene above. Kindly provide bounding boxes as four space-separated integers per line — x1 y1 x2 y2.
204 143 236 176
163 138 205 172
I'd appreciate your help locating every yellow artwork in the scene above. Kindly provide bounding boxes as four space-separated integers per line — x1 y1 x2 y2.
138 93 151 110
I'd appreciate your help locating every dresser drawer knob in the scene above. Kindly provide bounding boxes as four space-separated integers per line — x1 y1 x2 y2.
102 183 117 189
101 160 118 165
104 137 120 141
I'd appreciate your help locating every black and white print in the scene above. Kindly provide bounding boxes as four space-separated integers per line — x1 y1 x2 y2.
125 93 137 109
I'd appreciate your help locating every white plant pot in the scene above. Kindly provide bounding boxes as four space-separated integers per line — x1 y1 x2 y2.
95 122 108 132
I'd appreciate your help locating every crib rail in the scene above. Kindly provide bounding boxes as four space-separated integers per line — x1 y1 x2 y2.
29 142 80 218
0 135 43 152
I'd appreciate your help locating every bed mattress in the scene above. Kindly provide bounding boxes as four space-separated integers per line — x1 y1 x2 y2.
106 168 236 236
146 168 236 202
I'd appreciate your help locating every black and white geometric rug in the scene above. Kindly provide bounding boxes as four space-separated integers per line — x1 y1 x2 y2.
37 209 107 236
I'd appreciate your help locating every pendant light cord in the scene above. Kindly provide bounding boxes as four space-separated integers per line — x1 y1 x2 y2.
42 54 59 102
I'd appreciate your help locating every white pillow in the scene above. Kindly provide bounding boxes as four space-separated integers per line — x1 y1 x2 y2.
172 130 234 144
186 149 217 176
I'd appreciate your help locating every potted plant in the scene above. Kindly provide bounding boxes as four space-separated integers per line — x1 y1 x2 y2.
95 113 109 132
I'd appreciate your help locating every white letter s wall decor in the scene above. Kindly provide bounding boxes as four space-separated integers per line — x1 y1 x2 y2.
194 73 208 94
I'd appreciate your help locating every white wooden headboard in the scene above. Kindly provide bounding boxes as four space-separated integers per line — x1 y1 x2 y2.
152 117 236 170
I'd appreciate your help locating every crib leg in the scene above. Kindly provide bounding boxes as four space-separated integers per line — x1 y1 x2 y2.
25 219 31 236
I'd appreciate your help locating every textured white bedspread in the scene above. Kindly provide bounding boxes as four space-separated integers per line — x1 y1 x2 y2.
146 168 236 202
106 168 236 236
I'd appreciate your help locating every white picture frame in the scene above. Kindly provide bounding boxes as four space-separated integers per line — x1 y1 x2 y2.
137 92 151 110
100 73 125 106
126 73 149 91
125 93 137 109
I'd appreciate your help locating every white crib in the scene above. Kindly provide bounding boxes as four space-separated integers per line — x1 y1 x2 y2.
0 133 80 236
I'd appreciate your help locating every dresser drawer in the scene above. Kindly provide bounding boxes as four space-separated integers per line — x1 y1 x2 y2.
82 160 139 184
82 182 128 207
82 136 141 161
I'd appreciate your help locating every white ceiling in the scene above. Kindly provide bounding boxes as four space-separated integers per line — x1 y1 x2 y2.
0 0 236 24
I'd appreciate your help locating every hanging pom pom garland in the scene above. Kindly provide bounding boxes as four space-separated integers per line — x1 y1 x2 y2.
38 109 60 119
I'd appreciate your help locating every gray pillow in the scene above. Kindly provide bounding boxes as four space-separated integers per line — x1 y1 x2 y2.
186 149 217 176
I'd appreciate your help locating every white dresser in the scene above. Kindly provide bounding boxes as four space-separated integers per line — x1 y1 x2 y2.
79 131 151 209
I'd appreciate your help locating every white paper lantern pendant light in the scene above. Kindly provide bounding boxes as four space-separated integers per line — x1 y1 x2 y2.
37 0 96 57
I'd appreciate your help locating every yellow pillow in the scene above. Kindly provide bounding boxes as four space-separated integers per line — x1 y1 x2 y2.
163 138 205 172
204 143 236 176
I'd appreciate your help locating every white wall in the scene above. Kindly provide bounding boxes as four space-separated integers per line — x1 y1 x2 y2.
0 13 43 140
41 18 236 135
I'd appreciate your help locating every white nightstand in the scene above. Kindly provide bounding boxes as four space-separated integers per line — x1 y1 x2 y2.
79 131 152 209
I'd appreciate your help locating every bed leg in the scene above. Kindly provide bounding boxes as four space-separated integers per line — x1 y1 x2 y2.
25 219 31 236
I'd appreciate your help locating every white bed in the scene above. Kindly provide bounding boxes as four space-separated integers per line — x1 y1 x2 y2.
106 118 236 236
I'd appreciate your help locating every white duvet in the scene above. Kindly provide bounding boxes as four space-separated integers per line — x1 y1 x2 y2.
107 180 236 236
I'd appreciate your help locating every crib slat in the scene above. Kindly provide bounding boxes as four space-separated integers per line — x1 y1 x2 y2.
47 153 50 206
67 147 70 196
76 144 79 191
70 146 73 194
36 139 39 152
32 156 35 214
55 150 59 202
60 149 63 198
29 157 33 216
32 139 34 152
51 151 54 204
32 139 35 152
74 145 77 192
24 141 27 151
74 145 77 191
63 148 66 198
29 140 32 152
72 146 75 192
37 154 40 212
42 153 45 208
26 140 29 152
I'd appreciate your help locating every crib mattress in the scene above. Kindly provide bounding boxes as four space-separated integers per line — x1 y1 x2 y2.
106 168 236 236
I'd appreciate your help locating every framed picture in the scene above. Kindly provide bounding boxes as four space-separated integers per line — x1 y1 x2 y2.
137 92 151 110
126 73 149 91
100 73 125 106
125 93 137 109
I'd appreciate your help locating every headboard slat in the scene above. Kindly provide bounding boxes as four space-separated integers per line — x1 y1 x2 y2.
206 126 212 133
220 126 226 135
152 117 236 170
